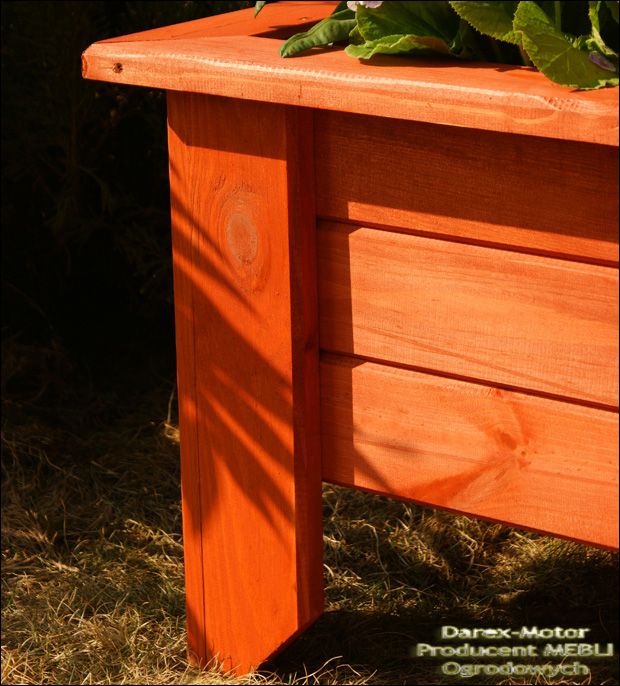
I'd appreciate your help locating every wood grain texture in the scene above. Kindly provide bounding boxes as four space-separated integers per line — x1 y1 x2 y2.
320 355 619 549
315 111 619 264
318 222 619 407
168 93 322 673
97 1 336 43
170 161 205 669
81 3 619 145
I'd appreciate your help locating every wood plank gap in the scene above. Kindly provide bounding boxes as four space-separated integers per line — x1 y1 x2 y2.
319 350 620 413
318 223 618 405
316 215 619 269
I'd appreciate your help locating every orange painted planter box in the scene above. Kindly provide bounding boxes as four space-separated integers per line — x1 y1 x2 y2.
82 1 619 675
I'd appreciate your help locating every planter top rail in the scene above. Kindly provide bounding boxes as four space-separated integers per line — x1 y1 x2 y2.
82 1 619 146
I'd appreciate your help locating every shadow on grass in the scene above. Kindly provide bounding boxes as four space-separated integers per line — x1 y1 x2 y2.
1 343 618 684
272 487 619 685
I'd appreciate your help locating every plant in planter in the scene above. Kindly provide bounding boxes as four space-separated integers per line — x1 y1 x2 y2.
82 0 618 676
256 0 619 89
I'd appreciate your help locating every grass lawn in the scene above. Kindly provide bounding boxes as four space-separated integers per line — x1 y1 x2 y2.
2 336 617 685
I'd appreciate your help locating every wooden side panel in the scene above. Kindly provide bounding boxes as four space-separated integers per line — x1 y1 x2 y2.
167 93 323 673
320 356 619 549
318 222 619 407
315 112 619 264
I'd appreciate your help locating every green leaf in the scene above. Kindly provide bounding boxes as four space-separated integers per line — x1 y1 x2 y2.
279 8 356 57
513 1 618 88
345 33 453 59
589 0 618 56
451 18 497 59
591 0 620 59
349 0 482 59
254 1 266 17
349 23 365 46
606 0 619 22
449 1 521 44
356 1 459 45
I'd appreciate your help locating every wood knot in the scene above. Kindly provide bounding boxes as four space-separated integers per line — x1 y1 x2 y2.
494 429 518 451
219 207 267 293
113 62 123 74
226 214 258 267
216 188 269 293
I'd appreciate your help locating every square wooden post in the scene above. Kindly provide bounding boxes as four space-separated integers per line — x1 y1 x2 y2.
167 92 323 673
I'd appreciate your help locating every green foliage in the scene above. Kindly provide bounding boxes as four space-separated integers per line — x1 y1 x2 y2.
345 1 466 59
280 7 356 57
450 1 521 44
514 1 618 88
256 0 619 89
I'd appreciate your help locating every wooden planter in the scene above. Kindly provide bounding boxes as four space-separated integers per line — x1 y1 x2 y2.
83 1 619 675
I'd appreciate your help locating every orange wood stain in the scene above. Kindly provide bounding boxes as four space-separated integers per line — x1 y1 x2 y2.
96 2 336 44
81 3 619 145
168 93 322 672
81 0 620 675
318 222 619 407
315 111 619 264
320 355 619 549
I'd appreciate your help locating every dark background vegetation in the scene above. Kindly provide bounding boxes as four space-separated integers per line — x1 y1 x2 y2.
2 1 250 402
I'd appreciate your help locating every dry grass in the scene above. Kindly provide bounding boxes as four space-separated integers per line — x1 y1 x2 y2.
1 338 618 685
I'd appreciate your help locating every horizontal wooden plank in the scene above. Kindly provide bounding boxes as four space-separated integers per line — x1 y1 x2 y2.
95 2 337 44
315 112 619 264
318 222 619 407
320 356 619 548
81 4 619 145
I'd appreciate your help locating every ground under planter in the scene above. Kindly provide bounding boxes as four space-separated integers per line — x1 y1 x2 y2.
82 1 619 675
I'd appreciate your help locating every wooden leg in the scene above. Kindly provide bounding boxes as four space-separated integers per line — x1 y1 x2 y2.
167 93 323 674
